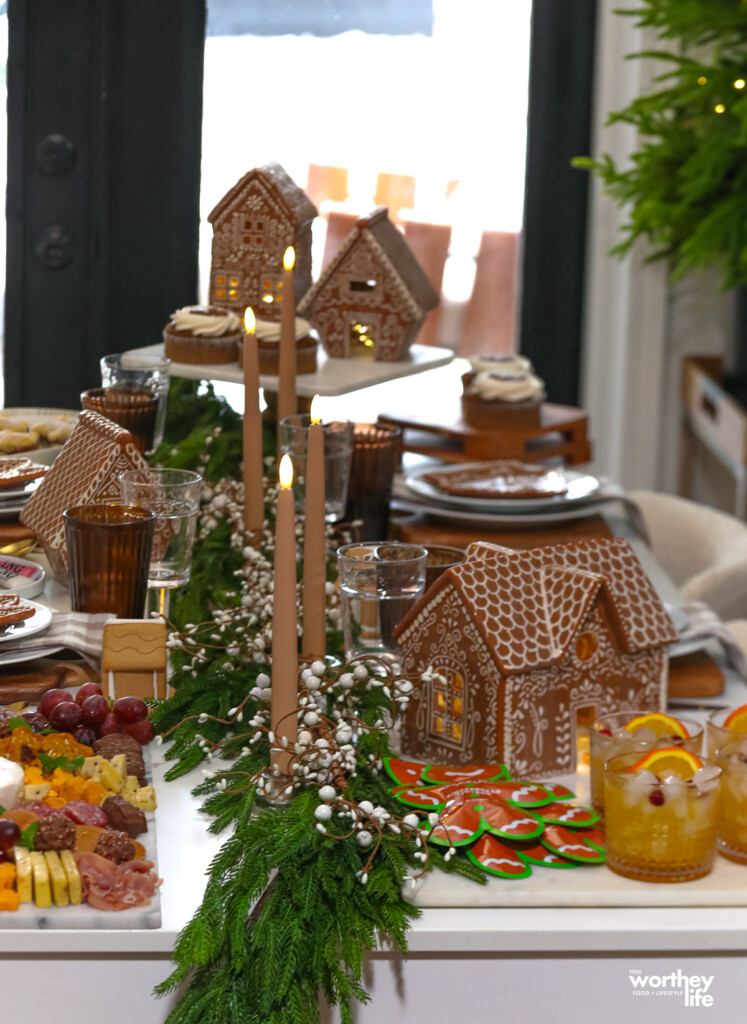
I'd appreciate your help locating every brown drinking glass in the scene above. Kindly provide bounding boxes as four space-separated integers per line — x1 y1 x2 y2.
344 423 403 540
63 504 155 618
424 545 465 589
80 387 159 454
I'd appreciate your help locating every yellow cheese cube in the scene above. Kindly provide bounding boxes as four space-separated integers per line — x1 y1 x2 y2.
13 847 32 903
29 851 51 909
97 760 123 793
59 850 81 905
24 783 51 802
125 785 157 812
122 775 139 796
79 756 106 779
110 754 127 778
43 851 69 908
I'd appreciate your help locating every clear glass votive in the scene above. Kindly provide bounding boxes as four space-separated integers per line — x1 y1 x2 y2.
81 386 159 455
715 738 747 864
63 503 155 619
337 541 427 660
604 750 721 883
100 352 171 449
344 423 402 541
119 468 202 589
589 711 703 814
706 707 747 759
279 414 353 521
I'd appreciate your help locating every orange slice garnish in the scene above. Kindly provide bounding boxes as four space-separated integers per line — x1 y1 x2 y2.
623 712 689 739
724 704 747 734
629 747 703 779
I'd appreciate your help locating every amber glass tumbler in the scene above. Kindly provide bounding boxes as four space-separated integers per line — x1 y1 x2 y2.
344 423 402 540
63 504 155 618
81 386 159 454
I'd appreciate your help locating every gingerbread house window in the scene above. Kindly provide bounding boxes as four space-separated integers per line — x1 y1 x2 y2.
261 275 284 307
575 631 598 661
350 320 375 353
213 271 241 303
242 217 266 247
430 669 465 743
350 279 377 292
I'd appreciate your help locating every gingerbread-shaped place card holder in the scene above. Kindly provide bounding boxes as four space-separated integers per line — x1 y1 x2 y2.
101 619 168 701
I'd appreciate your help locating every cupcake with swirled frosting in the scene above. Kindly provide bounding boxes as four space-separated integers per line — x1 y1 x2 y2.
163 305 242 365
461 355 545 430
237 315 318 375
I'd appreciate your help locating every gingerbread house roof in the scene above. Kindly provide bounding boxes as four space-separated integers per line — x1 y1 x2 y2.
299 206 439 317
394 538 677 677
207 161 317 228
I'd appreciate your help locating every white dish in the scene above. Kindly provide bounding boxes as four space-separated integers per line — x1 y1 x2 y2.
392 498 610 528
0 598 52 643
0 407 79 466
0 501 31 520
404 463 600 514
0 479 42 502
0 645 63 667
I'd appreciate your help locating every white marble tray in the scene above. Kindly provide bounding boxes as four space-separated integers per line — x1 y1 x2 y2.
126 342 454 397
1 745 161 929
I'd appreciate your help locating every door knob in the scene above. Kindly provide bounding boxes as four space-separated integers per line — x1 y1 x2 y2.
34 226 75 269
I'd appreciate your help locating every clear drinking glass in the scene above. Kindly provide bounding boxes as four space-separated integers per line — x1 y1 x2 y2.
589 711 703 814
715 738 747 864
119 468 202 590
337 541 427 660
279 414 353 521
100 352 171 450
604 750 721 883
706 707 747 759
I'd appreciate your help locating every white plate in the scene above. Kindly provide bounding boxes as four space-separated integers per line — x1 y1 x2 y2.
0 479 42 502
0 645 63 667
0 599 52 643
404 463 600 513
0 501 30 520
392 498 612 528
0 407 79 466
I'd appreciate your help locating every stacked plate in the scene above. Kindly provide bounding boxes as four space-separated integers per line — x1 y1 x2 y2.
400 461 603 526
0 463 47 521
0 600 60 667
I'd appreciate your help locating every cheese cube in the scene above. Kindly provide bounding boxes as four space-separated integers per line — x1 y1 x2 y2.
29 851 51 909
79 756 106 779
110 754 127 777
12 848 32 903
59 850 81 905
43 851 69 908
97 760 123 793
126 785 157 812
122 775 139 796
24 783 51 802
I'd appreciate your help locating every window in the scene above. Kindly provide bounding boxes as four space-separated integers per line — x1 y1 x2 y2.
349 320 375 353
431 669 465 743
350 279 377 293
261 276 284 306
213 271 241 303
243 216 265 247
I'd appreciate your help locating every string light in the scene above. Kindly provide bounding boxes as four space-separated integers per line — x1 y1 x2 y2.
715 103 726 114
698 76 707 85
734 79 746 90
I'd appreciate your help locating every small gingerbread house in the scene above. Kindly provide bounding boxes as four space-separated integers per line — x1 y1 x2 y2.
208 162 317 320
20 411 150 582
394 538 677 778
298 206 439 362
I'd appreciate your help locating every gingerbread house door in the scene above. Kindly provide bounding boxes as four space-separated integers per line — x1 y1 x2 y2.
348 310 381 358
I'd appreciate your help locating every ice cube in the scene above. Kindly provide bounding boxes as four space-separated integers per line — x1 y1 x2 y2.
693 765 720 787
632 726 657 743
634 769 659 786
660 774 686 800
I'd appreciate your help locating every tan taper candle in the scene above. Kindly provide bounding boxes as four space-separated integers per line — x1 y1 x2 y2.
271 454 299 773
242 308 264 536
302 396 326 657
277 246 297 431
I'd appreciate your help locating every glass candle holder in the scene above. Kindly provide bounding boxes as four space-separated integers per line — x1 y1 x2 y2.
337 541 427 660
279 414 353 522
715 737 747 864
706 707 747 759
604 750 721 883
63 503 155 619
424 545 465 590
81 386 159 455
100 352 171 449
589 711 703 814
344 423 402 541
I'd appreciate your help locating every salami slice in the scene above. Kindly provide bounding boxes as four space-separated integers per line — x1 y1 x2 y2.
62 800 108 829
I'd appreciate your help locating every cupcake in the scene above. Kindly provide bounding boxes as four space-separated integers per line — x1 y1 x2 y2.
461 363 545 430
163 306 242 365
468 354 534 375
238 315 319 375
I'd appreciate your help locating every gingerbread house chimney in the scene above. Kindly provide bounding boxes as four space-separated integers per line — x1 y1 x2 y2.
394 538 677 778
298 206 439 362
208 161 317 321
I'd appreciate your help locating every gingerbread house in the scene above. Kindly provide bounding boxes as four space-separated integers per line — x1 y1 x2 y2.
208 162 317 320
298 206 439 361
20 411 150 582
394 538 677 778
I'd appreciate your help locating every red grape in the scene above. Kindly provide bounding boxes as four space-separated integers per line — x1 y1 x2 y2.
81 694 109 728
100 714 124 736
0 819 21 854
38 688 74 719
48 701 83 733
76 682 103 705
21 711 49 733
113 696 148 725
74 725 98 747
125 719 155 745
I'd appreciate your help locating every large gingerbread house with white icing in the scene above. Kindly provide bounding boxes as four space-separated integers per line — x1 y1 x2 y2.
298 206 438 361
207 162 317 320
394 538 677 778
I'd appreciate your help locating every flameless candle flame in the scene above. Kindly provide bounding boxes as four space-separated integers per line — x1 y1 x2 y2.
283 246 295 271
279 453 294 489
310 395 322 425
244 307 256 333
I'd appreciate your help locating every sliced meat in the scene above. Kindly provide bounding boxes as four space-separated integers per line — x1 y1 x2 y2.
74 851 160 911
63 800 108 829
